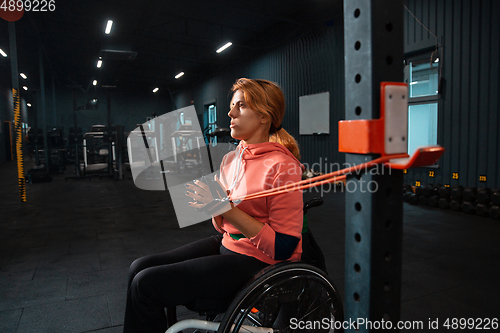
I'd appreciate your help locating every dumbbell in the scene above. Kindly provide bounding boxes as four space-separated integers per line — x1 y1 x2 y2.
489 205 500 220
419 195 429 206
462 187 477 202
428 195 440 207
450 200 461 212
408 193 420 205
422 184 434 197
491 191 500 206
461 201 476 214
476 188 491 204
450 185 464 201
438 186 451 199
475 203 491 217
403 184 413 193
403 184 413 203
434 184 443 196
414 186 425 197
407 186 425 205
438 198 450 209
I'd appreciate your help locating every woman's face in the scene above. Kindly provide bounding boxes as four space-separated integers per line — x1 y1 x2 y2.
228 90 269 144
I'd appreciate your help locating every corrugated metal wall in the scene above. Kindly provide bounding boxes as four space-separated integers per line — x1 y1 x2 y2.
404 0 500 189
176 18 345 174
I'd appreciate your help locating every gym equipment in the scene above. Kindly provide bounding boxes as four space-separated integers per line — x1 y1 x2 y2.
489 206 500 220
414 185 425 197
491 191 500 206
65 127 89 180
450 185 464 201
83 132 108 174
428 195 440 207
419 184 440 207
165 198 343 333
438 185 451 199
408 193 419 205
27 128 44 166
341 1 441 324
476 188 492 204
26 165 52 183
114 125 125 179
82 126 123 179
402 185 413 203
449 200 461 212
422 184 435 197
475 203 491 217
418 195 428 206
47 127 66 173
461 201 476 215
438 198 450 209
462 187 477 202
403 184 413 193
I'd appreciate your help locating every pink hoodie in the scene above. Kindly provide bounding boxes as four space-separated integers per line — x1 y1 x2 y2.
212 141 304 265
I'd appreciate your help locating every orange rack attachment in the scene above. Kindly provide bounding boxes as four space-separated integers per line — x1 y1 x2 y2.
339 82 444 169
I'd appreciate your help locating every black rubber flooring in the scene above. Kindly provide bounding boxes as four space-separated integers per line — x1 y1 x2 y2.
1 160 499 332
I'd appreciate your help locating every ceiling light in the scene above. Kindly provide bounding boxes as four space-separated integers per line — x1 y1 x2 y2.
0 49 6 57
153 87 159 93
20 73 27 79
434 57 439 63
97 60 102 68
175 72 184 79
23 86 28 91
93 80 97 86
27 103 31 107
216 42 232 53
105 20 113 34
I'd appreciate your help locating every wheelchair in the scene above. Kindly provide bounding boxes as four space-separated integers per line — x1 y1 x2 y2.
166 198 344 333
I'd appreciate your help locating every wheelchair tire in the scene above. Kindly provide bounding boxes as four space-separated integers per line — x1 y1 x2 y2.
217 261 344 333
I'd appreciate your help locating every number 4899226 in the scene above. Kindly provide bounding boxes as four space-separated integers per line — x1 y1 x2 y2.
1 0 56 12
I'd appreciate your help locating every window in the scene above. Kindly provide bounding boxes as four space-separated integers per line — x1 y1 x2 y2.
404 56 440 156
207 104 217 146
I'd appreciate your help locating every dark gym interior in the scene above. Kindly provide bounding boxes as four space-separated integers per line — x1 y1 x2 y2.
1 0 499 332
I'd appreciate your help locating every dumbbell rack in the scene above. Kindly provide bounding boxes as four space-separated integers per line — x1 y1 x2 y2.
403 184 500 220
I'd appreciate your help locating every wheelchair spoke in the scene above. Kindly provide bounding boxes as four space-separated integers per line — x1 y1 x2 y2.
277 296 333 333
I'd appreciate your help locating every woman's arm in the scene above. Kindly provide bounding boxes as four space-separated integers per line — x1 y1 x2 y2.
220 206 264 238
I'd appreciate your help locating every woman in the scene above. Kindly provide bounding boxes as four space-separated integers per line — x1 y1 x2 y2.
123 78 303 333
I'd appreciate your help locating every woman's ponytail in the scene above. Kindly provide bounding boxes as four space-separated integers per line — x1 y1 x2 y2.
270 127 301 160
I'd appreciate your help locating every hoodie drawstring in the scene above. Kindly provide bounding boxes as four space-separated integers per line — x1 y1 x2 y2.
228 146 248 192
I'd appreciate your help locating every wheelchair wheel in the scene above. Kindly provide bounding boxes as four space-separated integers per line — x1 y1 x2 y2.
217 262 344 333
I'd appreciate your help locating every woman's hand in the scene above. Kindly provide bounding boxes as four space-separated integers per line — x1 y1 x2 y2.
185 179 213 209
185 175 231 215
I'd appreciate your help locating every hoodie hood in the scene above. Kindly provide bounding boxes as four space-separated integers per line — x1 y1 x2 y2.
237 141 301 165
224 141 303 194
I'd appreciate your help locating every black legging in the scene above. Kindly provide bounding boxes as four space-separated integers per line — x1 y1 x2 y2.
123 234 269 333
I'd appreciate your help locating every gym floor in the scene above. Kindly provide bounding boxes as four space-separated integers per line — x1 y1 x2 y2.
1 160 499 333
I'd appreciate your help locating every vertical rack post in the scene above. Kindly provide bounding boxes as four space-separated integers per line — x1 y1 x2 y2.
343 1 405 331
8 22 26 202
